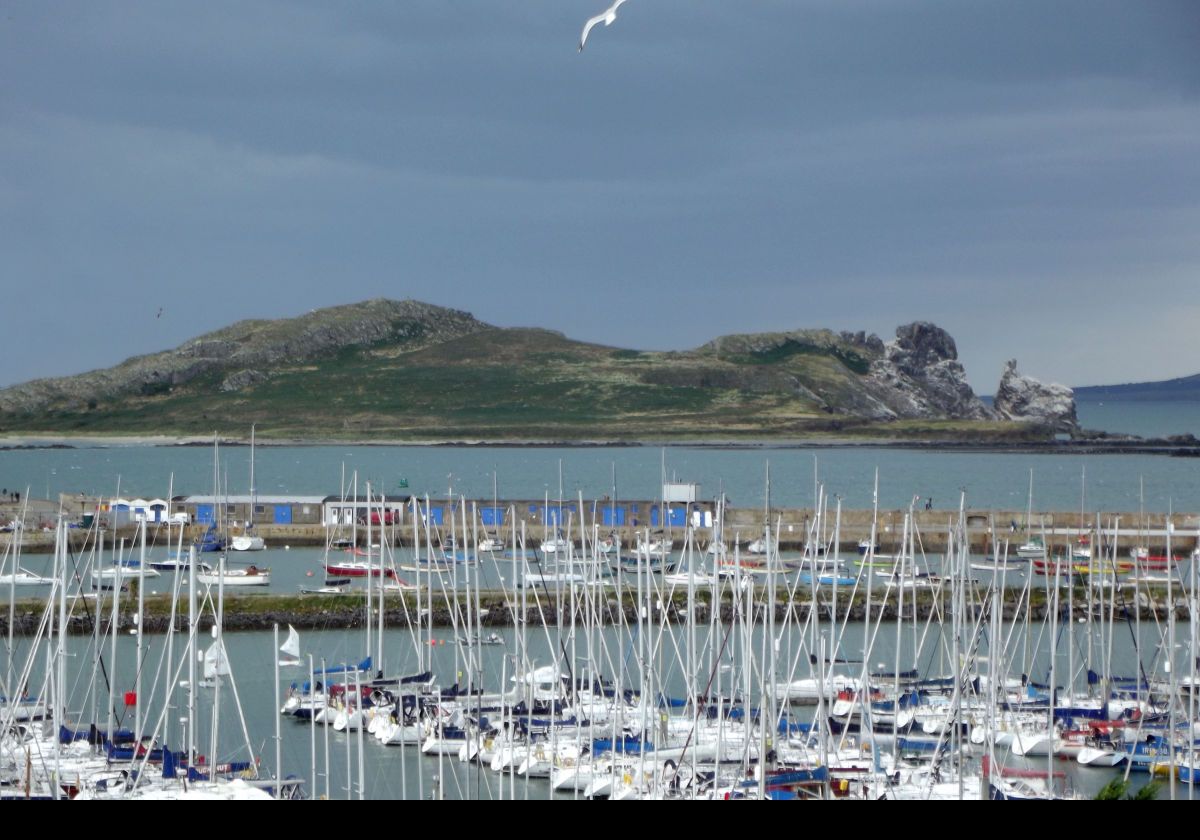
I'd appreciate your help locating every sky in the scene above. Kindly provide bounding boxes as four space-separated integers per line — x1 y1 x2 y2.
1 0 1198 391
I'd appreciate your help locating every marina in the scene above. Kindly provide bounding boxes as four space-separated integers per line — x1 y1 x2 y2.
3 440 1200 799
4 0 1196 805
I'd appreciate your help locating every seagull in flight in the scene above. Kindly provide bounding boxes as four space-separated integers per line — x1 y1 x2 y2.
579 0 628 52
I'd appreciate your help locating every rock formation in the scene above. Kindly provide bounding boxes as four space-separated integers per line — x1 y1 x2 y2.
864 322 996 421
993 359 1078 433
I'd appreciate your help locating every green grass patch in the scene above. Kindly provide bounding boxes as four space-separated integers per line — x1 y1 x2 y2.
731 339 871 375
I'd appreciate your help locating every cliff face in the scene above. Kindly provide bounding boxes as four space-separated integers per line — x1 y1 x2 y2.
695 324 994 422
0 299 488 413
993 359 1078 432
862 322 996 421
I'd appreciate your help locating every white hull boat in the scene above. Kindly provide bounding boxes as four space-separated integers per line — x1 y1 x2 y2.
230 534 266 551
0 571 53 586
196 567 271 587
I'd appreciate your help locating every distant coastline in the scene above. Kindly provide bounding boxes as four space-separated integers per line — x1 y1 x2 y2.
1074 373 1200 402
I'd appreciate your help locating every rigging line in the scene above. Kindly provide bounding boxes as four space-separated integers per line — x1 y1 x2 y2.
674 599 741 775
1109 576 1153 689
527 548 576 702
63 536 123 727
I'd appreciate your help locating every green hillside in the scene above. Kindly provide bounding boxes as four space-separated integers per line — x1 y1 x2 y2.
0 301 1044 442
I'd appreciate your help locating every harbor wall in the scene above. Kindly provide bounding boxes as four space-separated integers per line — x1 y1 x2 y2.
3 501 1199 555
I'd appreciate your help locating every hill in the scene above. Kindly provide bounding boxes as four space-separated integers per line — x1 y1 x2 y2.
1074 373 1200 402
0 300 1046 442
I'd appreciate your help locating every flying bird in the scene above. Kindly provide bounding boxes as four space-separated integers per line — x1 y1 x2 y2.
156 307 163 319
579 0 628 52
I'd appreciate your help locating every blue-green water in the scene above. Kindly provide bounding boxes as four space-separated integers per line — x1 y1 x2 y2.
4 613 1194 800
1075 400 1200 439
4 441 1200 514
3 402 1200 514
5 402 1200 799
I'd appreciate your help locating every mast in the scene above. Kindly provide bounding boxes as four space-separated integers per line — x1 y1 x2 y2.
209 554 226 787
1167 511 1177 800
274 623 282 787
892 509 908 762
377 490 385 672
108 537 122 755
187 543 197 778
365 480 372 672
249 423 256 531
54 519 67 800
136 517 146 739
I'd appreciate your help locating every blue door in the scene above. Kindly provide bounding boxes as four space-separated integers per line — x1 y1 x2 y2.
480 506 505 527
274 506 292 524
601 508 626 526
196 504 215 525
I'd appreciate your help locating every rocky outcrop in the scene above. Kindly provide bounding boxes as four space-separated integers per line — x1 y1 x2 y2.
696 322 994 422
220 369 269 393
993 359 1078 432
864 322 995 421
0 299 489 414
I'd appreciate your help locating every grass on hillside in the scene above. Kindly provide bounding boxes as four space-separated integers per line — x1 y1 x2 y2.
0 326 1057 443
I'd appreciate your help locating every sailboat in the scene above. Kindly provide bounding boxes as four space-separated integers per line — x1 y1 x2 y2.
478 471 506 553
0 568 53 586
230 533 265 551
231 425 266 551
279 625 301 667
746 462 771 554
196 564 271 587
1013 470 1045 558
200 637 232 689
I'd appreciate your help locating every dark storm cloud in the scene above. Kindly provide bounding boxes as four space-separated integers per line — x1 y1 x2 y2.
1 1 1197 390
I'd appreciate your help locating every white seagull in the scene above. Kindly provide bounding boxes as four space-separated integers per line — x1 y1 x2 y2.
579 0 628 52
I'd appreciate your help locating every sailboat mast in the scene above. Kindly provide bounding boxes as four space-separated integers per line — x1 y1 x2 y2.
136 518 146 738
365 480 372 672
108 538 121 757
187 543 197 777
249 423 256 516
274 623 282 785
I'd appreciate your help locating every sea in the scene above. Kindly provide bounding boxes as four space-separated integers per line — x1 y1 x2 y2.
2 400 1199 514
2 398 1199 799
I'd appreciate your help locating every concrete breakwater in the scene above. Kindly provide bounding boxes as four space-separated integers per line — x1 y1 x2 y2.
0 589 1192 637
4 505 1199 555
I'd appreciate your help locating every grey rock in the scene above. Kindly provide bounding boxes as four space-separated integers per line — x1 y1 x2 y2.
993 359 1078 432
865 322 995 420
220 369 269 393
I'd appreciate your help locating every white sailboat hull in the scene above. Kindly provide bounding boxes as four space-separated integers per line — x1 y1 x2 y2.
230 535 265 551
